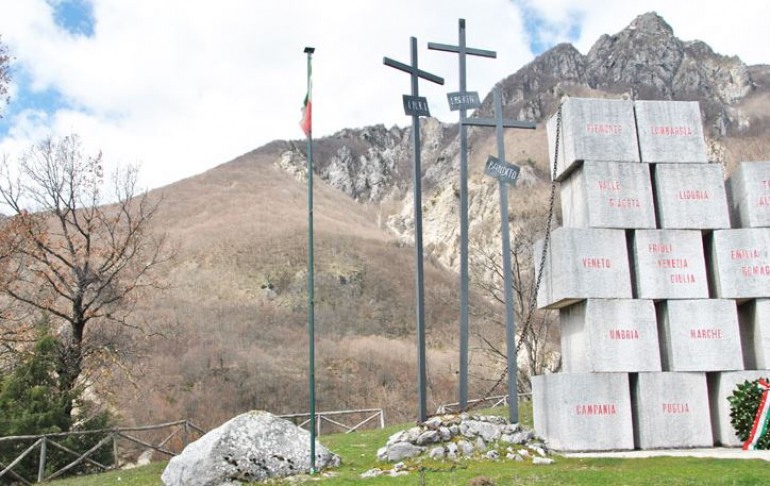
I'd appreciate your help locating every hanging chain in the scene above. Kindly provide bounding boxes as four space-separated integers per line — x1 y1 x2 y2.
478 106 561 402
515 106 560 353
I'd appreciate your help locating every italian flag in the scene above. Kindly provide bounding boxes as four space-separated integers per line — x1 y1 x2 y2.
300 60 312 137
743 378 770 450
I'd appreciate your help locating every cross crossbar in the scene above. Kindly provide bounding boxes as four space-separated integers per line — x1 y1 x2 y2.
465 118 536 129
427 42 496 59
383 57 444 85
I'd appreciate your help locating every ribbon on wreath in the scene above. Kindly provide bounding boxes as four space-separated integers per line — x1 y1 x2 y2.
743 378 770 451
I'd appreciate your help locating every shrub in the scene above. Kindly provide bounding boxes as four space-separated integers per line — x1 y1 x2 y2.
728 377 770 450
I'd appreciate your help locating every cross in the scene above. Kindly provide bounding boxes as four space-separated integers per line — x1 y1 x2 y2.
383 37 444 423
466 87 536 424
428 18 496 414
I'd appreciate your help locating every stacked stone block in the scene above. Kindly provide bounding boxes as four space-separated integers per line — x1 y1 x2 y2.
533 97 770 451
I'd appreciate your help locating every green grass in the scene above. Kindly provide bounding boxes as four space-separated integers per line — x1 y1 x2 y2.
49 405 769 486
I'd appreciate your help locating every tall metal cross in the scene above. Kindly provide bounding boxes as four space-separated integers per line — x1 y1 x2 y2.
428 18 496 412
466 87 535 424
384 37 444 422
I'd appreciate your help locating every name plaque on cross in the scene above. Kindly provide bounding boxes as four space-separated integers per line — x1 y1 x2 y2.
485 155 520 186
447 91 481 111
403 95 430 117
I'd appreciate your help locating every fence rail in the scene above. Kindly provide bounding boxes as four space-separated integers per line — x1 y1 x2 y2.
280 408 385 435
436 392 532 414
0 419 204 484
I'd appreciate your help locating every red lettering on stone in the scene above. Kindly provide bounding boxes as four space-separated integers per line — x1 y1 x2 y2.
731 249 761 260
609 329 640 340
651 126 694 136
598 180 621 191
670 273 696 284
608 198 641 208
648 243 673 254
759 196 770 207
742 265 770 277
662 402 690 414
690 328 723 339
586 123 622 135
576 403 618 416
656 258 689 269
678 190 710 200
582 257 612 269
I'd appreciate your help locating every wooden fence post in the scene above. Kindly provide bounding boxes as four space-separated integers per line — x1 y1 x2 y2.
113 432 119 469
37 437 47 483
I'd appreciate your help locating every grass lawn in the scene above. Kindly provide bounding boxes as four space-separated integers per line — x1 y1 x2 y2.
49 404 769 486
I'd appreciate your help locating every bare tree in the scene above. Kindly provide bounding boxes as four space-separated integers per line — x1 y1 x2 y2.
0 35 10 115
0 135 171 416
470 216 561 394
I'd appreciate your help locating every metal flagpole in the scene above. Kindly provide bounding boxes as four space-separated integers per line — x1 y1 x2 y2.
303 46 317 474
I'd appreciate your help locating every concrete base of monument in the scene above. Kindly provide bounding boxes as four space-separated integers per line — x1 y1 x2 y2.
560 161 656 229
560 448 770 460
533 372 634 452
560 299 661 373
709 229 770 300
535 227 633 309
708 370 770 447
728 161 770 228
738 299 770 369
657 299 743 372
653 163 730 230
631 229 710 300
631 372 713 449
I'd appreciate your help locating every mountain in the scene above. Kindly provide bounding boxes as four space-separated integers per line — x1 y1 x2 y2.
111 12 770 429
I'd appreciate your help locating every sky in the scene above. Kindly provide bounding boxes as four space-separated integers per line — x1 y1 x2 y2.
0 0 768 191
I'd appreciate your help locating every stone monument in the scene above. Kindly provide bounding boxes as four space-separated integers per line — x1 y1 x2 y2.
533 97 770 451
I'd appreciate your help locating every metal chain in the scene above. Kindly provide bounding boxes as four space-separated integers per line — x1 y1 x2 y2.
480 106 561 400
515 106 560 353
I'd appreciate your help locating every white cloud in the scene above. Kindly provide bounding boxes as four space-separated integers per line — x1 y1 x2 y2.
0 0 767 190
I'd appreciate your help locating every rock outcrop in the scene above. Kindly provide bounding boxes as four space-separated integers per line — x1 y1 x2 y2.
161 411 339 486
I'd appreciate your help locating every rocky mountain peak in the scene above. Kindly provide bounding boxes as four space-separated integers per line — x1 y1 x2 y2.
489 11 754 137
627 11 674 35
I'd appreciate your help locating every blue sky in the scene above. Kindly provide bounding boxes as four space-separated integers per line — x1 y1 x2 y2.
0 0 768 190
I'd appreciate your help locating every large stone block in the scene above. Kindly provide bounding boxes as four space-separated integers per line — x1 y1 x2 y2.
533 372 634 451
560 161 656 229
653 163 731 229
707 370 770 447
657 299 743 372
631 230 709 300
560 299 661 373
546 97 640 181
728 161 770 228
709 228 770 300
631 372 713 449
738 299 770 369
634 100 709 163
534 227 633 309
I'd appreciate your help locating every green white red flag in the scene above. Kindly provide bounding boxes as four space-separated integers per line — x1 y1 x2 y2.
743 378 770 450
300 59 312 137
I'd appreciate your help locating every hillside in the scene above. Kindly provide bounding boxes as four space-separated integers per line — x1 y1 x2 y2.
108 11 770 429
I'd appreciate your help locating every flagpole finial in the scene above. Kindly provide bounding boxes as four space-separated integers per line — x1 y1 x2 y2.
304 47 315 54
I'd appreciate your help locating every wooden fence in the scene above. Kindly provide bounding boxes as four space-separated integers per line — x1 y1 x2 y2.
280 408 386 435
436 392 532 414
0 408 385 484
0 419 204 485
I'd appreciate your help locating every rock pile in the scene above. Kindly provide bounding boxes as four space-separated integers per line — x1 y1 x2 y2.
374 414 552 464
